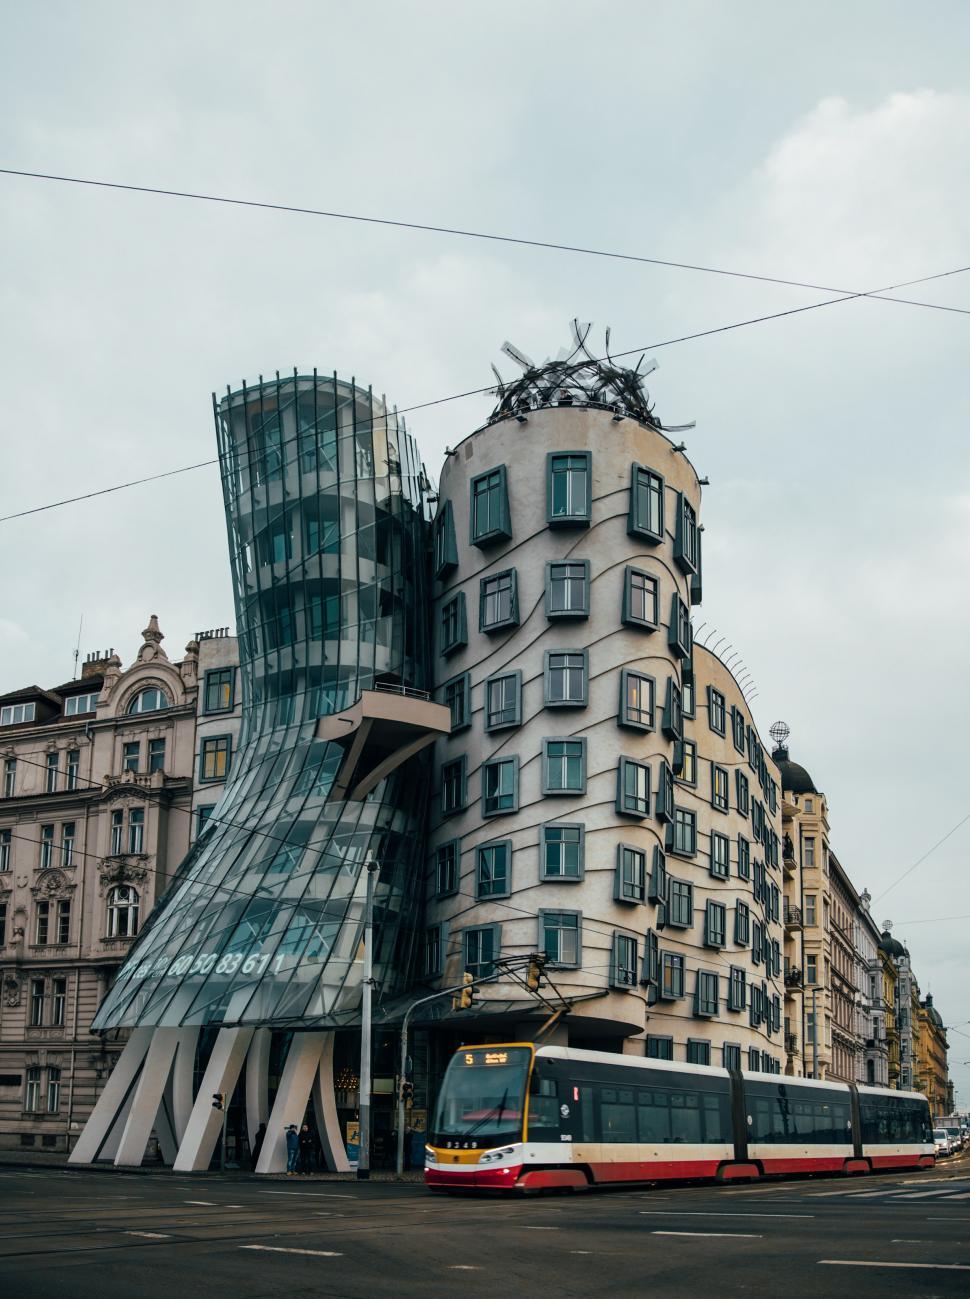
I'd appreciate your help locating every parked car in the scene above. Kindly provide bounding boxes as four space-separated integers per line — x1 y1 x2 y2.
934 1129 952 1157
944 1125 964 1152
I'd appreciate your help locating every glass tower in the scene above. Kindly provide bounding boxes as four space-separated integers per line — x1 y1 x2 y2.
93 371 432 1031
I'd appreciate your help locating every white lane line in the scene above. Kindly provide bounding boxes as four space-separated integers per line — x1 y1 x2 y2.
260 1191 355 1198
570 1251 594 1255
240 1245 342 1258
652 1230 762 1239
522 1226 559 1231
183 1200 218 1206
892 1190 953 1199
892 1239 928 1243
124 1231 172 1239
448 1265 480 1270
640 1211 813 1219
819 1260 970 1271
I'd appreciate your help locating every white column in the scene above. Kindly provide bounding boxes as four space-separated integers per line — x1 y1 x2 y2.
312 1031 351 1172
245 1027 271 1148
68 1028 152 1165
113 1028 181 1167
169 1027 199 1144
172 1027 254 1172
255 1032 324 1175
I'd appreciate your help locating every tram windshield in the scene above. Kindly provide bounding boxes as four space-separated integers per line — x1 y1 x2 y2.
432 1046 531 1148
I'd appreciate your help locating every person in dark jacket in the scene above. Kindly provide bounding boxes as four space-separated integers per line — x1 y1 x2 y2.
285 1124 299 1175
297 1123 314 1175
250 1122 266 1171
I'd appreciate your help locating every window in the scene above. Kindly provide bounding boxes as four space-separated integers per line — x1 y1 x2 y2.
440 592 468 657
673 492 698 574
668 879 693 928
0 702 36 726
0 829 9 872
707 687 726 735
443 673 471 732
148 739 166 774
441 757 467 816
641 929 659 987
677 738 697 786
547 452 591 525
724 1043 742 1071
480 569 519 632
107 885 140 938
432 500 458 576
616 757 650 817
476 840 511 898
204 668 235 713
128 808 145 854
682 678 695 719
423 925 441 977
748 1048 762 1072
545 651 587 706
434 840 459 897
711 764 729 812
257 515 292 566
731 706 746 754
30 979 45 1026
122 742 140 773
39 824 54 869
481 757 518 817
543 739 586 795
649 847 668 904
661 952 685 999
51 978 66 1028
45 752 59 793
25 1066 41 1111
728 966 747 1012
546 561 589 618
736 770 750 817
61 824 75 868
622 567 659 629
464 925 499 978
804 798 814 813
668 594 692 659
541 910 581 967
752 920 765 966
0 900 6 944
200 736 231 782
541 823 584 880
710 831 730 879
804 836 816 868
805 894 817 927
734 901 750 946
628 464 664 542
687 1040 711 1066
470 466 511 546
110 810 123 855
646 1035 673 1060
615 845 646 903
484 672 521 731
670 807 696 856
619 670 655 730
655 760 675 824
806 955 818 985
737 835 751 880
694 971 719 1017
66 750 80 791
662 678 683 741
3 758 15 798
705 900 727 948
127 688 170 715
611 933 638 989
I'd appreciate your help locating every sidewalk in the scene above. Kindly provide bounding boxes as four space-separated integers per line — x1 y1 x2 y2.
0 1148 424 1180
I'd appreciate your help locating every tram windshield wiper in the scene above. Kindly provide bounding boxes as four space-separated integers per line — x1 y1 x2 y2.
460 1088 509 1139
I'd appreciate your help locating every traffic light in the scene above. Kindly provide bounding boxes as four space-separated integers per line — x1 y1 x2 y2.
212 1092 225 1111
459 971 476 1009
526 957 543 993
401 1080 414 1106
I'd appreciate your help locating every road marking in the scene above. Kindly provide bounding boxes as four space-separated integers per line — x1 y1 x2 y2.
651 1230 762 1239
183 1200 218 1206
640 1211 813 1219
240 1245 342 1258
448 1265 480 1270
819 1260 970 1271
892 1239 928 1243
124 1231 171 1239
570 1250 594 1255
522 1225 559 1231
260 1191 355 1198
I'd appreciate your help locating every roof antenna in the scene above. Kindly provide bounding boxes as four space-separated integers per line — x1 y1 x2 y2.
72 614 83 679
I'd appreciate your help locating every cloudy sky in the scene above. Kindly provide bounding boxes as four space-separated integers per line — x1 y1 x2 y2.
2 3 968 1097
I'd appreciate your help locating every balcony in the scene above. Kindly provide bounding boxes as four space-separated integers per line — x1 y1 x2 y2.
785 1033 798 1056
782 835 796 876
784 904 803 931
784 966 804 990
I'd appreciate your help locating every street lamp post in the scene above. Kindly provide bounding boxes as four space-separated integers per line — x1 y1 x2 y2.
357 857 378 1181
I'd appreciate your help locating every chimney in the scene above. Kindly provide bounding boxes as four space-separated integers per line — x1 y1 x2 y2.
82 649 114 680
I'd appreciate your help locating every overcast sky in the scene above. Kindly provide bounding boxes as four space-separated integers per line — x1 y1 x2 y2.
2 2 968 1100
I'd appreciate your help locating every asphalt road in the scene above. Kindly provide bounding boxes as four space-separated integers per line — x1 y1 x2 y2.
1 1154 969 1298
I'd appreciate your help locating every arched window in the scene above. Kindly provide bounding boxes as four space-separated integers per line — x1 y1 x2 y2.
107 885 139 937
127 687 170 715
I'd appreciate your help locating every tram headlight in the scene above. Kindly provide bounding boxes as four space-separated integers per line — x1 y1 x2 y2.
479 1145 516 1164
424 1145 436 1164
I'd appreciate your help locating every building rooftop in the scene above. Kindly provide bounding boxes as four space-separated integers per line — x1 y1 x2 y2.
770 743 818 795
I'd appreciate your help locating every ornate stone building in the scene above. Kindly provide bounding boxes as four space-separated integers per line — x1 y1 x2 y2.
0 619 198 1151
916 993 951 1119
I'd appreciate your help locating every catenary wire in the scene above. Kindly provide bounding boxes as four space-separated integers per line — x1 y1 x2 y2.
872 810 970 903
2 166 970 316
3 260 969 526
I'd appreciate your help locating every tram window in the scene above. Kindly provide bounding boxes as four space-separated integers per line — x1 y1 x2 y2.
527 1073 561 1142
747 1082 851 1144
859 1095 931 1144
601 1087 637 1142
637 1090 671 1143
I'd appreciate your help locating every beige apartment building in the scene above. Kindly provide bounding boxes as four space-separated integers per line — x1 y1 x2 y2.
0 619 204 1152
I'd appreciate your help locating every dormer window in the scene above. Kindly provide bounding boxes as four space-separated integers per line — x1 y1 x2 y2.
127 688 170 715
0 702 35 726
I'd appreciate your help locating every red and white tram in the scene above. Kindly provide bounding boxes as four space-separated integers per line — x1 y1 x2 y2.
425 1044 934 1193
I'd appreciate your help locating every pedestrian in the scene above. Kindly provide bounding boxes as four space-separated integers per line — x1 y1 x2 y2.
285 1124 299 1176
298 1123 314 1175
251 1122 266 1171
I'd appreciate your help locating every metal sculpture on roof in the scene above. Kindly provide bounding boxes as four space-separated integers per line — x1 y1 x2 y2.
489 319 695 429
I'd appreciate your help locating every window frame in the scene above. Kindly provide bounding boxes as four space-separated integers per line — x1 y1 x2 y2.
199 734 232 783
544 649 588 708
673 491 699 575
627 463 665 543
432 499 459 577
203 667 235 715
707 686 726 736
668 593 692 660
711 763 729 812
540 821 585 881
539 908 582 969
442 672 472 734
704 899 727 948
463 923 501 978
434 839 460 898
440 755 468 817
469 465 512 547
667 878 694 929
710 831 730 880
476 838 512 899
439 591 468 658
660 951 685 1000
669 806 697 857
546 451 592 527
611 932 639 990
545 559 590 619
622 566 659 630
479 568 519 633
483 671 522 732
618 668 656 732
614 843 647 905
542 737 587 796
481 755 519 818
616 756 650 818
694 970 719 1018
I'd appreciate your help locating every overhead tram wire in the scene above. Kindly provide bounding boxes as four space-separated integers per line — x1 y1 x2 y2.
2 166 970 317
3 259 970 527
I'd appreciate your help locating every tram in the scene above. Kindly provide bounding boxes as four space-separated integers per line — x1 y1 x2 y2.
425 1043 934 1192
